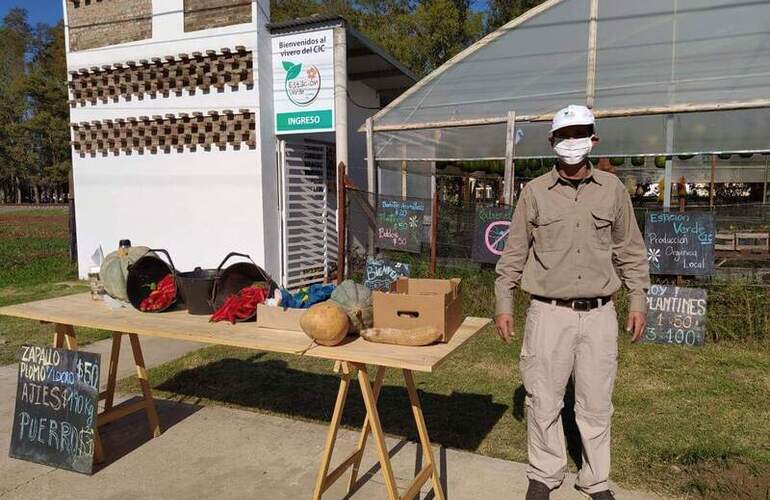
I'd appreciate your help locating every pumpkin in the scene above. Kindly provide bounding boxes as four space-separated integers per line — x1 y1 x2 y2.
330 280 373 333
100 246 153 301
300 302 350 346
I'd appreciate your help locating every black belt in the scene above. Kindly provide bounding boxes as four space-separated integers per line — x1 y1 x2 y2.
532 295 612 312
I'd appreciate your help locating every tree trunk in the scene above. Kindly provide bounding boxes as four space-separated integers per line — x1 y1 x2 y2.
14 176 22 204
33 184 40 204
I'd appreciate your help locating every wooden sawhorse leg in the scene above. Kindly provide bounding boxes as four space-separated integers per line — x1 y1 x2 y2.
313 362 445 500
347 366 386 491
52 325 162 462
402 369 444 500
103 332 122 411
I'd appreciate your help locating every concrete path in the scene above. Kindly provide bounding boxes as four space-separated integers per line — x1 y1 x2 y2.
0 336 671 499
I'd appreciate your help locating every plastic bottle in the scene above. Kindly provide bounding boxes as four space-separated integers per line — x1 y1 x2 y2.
88 266 104 300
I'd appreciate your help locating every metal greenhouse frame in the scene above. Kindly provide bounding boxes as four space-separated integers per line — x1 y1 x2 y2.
363 0 770 207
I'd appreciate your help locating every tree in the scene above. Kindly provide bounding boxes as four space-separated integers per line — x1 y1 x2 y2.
25 22 71 203
0 8 33 203
270 0 323 22
268 0 485 76
0 10 71 204
486 0 545 32
409 0 484 75
349 0 415 73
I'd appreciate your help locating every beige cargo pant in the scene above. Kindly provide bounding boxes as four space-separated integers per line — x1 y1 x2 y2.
519 298 618 494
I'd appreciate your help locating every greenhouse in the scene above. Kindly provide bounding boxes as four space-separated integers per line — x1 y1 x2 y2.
364 0 770 207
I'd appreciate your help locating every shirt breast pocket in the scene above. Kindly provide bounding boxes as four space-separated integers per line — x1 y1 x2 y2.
590 208 614 249
533 211 569 251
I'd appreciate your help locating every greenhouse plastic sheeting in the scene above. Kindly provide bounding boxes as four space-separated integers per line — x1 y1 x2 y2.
371 0 770 160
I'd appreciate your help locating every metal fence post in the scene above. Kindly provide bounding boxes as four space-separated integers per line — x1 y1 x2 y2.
503 111 516 204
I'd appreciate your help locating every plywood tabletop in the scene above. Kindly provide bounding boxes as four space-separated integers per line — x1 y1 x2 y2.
0 294 491 373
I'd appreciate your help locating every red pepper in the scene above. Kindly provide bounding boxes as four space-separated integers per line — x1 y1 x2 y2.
209 286 267 324
139 274 176 312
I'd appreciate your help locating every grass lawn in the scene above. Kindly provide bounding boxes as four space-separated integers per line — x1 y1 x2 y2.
0 208 111 365
119 270 770 499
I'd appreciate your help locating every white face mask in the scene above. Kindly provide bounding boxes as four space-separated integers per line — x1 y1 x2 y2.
553 137 593 166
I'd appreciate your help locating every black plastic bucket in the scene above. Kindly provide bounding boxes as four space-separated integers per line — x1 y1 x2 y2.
126 249 179 313
210 252 277 322
176 266 218 315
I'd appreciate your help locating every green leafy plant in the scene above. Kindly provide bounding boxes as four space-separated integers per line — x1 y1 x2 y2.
610 157 626 166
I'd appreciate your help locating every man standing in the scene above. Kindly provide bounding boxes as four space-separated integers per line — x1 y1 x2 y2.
494 105 650 499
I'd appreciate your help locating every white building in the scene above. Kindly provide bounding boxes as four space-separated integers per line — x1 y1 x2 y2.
63 0 414 288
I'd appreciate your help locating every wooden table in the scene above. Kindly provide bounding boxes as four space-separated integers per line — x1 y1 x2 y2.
0 293 489 500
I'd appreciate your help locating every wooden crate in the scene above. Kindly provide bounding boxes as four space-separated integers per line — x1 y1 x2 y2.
735 232 770 253
715 232 736 251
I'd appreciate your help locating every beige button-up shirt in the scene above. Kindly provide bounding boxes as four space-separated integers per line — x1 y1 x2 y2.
495 164 650 315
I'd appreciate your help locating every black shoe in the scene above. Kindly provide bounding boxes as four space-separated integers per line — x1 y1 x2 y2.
525 479 551 500
577 489 616 500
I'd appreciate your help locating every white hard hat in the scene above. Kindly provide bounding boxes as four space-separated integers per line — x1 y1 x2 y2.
550 104 595 133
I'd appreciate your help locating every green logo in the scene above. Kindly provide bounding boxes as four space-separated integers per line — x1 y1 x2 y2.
282 60 321 106
282 61 303 81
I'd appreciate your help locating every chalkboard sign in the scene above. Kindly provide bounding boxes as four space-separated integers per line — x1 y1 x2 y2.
644 211 715 276
10 346 100 474
364 257 410 291
642 285 707 346
376 197 425 253
472 205 513 264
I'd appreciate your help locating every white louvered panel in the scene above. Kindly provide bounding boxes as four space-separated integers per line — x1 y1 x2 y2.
278 140 337 290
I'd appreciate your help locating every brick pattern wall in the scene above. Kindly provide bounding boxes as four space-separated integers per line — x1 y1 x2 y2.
67 0 152 52
71 111 257 156
68 48 254 106
184 0 252 32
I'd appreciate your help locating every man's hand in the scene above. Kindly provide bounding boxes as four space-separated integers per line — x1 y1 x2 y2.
495 313 514 344
626 311 646 342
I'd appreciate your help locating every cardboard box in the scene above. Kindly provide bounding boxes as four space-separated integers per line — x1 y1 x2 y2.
372 278 463 342
256 304 306 331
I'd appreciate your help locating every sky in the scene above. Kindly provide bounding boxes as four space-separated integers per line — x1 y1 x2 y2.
0 0 490 27
0 0 62 26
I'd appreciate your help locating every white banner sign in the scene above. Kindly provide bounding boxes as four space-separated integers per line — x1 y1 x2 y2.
272 29 335 134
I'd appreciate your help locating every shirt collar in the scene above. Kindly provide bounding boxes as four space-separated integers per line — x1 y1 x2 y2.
548 162 602 188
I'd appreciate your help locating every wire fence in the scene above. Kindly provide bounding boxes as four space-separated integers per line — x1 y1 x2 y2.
341 183 770 342
342 184 770 286
347 188 770 268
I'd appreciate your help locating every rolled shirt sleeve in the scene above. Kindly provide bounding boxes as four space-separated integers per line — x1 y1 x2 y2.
611 189 651 313
494 187 534 316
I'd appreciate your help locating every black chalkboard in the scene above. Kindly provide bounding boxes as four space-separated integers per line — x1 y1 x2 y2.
642 285 707 346
376 197 425 253
472 206 513 264
9 346 100 474
364 256 410 291
644 211 715 276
